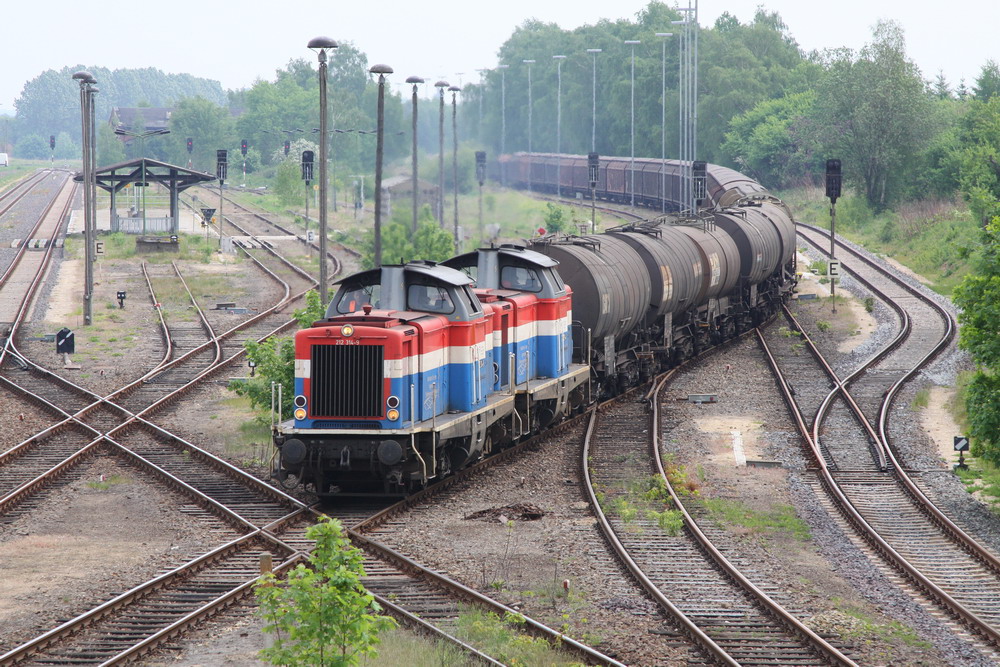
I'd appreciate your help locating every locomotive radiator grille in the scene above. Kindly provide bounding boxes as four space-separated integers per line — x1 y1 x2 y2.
310 344 384 418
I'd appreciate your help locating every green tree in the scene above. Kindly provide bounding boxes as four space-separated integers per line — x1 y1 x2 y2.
168 97 234 173
953 218 1000 463
97 123 126 165
974 60 1000 102
229 291 326 419
273 157 304 206
15 133 48 159
951 97 1000 224
813 21 934 210
362 208 454 269
721 91 819 187
255 515 397 666
543 202 567 234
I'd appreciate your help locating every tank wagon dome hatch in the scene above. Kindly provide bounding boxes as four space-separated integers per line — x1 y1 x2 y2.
443 244 565 297
328 260 483 322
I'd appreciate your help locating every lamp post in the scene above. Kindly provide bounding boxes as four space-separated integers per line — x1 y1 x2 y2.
673 4 698 214
586 48 601 153
450 85 461 252
435 80 449 226
497 64 509 158
73 70 97 326
553 55 566 198
406 76 424 234
523 59 535 191
370 64 393 268
308 36 339 306
475 68 487 126
656 32 673 214
625 40 640 208
476 151 487 244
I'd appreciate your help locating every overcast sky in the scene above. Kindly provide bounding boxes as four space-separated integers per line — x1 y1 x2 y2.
2 0 997 114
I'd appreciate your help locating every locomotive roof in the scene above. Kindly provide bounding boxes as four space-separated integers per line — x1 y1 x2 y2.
335 260 473 287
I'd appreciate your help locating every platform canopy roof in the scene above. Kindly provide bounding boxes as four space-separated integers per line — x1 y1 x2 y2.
73 157 216 194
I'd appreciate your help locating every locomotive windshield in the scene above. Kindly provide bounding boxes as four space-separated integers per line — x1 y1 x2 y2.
500 265 542 292
334 280 382 314
407 283 455 314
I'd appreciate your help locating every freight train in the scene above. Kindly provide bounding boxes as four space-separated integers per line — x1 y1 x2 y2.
271 154 797 496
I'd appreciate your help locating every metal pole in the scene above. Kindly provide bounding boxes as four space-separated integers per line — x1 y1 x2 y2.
372 65 392 268
318 50 330 304
451 86 460 253
693 1 699 214
830 202 837 314
436 81 448 225
554 55 565 198
625 41 640 208
498 65 508 158
587 49 601 153
80 81 92 326
408 76 423 234
524 59 535 191
657 33 673 214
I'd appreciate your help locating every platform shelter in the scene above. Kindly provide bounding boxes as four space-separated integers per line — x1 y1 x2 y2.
73 158 216 234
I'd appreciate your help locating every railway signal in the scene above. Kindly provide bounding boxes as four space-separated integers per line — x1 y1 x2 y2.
55 328 74 354
825 158 841 314
284 140 290 157
588 152 600 232
955 435 970 470
50 134 55 150
117 290 127 309
240 139 248 156
186 137 193 153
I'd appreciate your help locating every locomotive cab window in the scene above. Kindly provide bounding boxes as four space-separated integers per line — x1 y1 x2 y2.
334 281 381 314
500 265 542 292
407 284 455 314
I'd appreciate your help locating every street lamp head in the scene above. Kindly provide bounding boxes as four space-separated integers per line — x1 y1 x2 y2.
369 63 393 75
73 70 97 84
655 32 674 37
552 55 566 60
497 64 509 69
406 75 425 84
523 59 536 64
307 36 339 50
624 40 641 45
586 48 602 53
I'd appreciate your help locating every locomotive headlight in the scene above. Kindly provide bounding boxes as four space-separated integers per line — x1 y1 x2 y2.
294 407 307 420
386 395 400 409
341 324 354 337
386 408 400 421
293 395 307 408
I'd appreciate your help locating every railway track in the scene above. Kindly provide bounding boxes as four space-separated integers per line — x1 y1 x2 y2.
584 365 857 666
752 224 1000 657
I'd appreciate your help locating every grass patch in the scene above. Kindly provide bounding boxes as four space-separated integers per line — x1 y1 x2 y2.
358 627 469 666
697 497 811 541
834 603 932 649
911 388 930 409
453 607 583 666
85 474 130 491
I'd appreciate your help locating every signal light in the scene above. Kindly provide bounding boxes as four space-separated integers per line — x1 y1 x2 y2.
240 139 248 156
284 140 290 156
186 137 193 153
825 159 842 204
50 135 55 150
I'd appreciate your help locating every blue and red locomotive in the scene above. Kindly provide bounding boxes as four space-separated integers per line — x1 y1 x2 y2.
271 155 797 496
